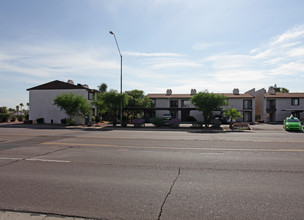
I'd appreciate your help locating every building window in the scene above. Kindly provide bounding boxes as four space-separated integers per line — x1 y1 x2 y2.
88 92 94 100
243 100 252 110
170 100 178 108
151 99 156 107
182 100 191 108
291 98 299 106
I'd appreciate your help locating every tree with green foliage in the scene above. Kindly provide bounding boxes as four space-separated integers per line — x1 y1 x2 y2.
191 91 228 127
93 90 128 126
125 89 152 120
223 107 243 129
53 93 92 123
98 83 108 93
271 84 289 93
0 106 8 113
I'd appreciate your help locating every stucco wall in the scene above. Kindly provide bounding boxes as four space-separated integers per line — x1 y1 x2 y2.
226 99 243 110
155 99 169 108
29 89 90 124
274 98 304 122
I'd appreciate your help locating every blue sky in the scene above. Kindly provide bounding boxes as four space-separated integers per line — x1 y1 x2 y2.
1 0 304 108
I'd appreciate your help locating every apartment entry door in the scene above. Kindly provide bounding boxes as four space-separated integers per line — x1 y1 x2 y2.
181 109 190 121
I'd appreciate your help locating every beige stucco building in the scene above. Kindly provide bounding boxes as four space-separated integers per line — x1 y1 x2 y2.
147 88 256 123
27 80 98 124
255 88 304 123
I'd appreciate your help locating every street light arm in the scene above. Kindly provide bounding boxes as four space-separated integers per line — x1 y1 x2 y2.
109 31 122 57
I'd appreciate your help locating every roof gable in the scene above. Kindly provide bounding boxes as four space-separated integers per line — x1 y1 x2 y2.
27 80 97 92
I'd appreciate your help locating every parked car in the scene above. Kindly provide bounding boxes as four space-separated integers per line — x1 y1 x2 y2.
162 114 172 125
283 117 303 131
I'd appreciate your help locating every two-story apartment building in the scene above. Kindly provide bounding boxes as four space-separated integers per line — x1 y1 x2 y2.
27 80 98 124
256 88 304 123
147 88 255 123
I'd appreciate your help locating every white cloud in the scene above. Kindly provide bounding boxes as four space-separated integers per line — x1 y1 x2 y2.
124 51 184 57
192 42 231 51
286 47 304 57
271 26 304 46
0 43 120 80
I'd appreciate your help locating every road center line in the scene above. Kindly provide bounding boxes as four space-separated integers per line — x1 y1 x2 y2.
41 142 304 152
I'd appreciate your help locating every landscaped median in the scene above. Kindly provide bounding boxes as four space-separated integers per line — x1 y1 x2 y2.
0 120 256 132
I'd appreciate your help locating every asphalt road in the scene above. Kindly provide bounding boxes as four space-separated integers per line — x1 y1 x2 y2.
0 124 303 220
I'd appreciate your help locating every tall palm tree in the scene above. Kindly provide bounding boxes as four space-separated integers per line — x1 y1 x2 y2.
20 103 24 112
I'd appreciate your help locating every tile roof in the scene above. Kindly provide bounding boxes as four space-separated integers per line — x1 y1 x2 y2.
27 80 98 92
265 93 304 98
147 93 254 99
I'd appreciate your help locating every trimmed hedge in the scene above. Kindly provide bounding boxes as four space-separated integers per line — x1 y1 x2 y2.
151 117 165 127
0 113 10 123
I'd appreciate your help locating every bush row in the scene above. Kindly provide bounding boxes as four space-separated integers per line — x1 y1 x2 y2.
150 117 181 128
0 113 28 123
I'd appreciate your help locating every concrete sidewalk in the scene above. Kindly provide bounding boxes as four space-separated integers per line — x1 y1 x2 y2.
0 210 93 220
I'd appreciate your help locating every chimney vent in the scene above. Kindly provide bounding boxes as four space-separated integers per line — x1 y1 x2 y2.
166 89 172 95
191 89 197 95
268 87 276 95
233 88 239 95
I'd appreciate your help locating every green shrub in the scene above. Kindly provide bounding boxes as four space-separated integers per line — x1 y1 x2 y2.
17 115 25 122
187 116 197 122
211 119 222 128
95 115 101 123
66 118 75 125
0 107 8 113
151 117 164 127
10 114 17 122
61 118 67 124
90 116 95 123
0 113 10 123
36 118 44 124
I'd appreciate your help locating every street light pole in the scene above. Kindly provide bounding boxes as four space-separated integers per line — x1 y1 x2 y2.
109 31 123 127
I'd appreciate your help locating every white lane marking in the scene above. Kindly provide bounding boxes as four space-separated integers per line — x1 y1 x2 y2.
0 157 70 163
25 158 70 163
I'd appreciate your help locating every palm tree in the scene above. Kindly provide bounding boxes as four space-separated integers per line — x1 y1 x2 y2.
20 103 24 112
224 107 242 129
